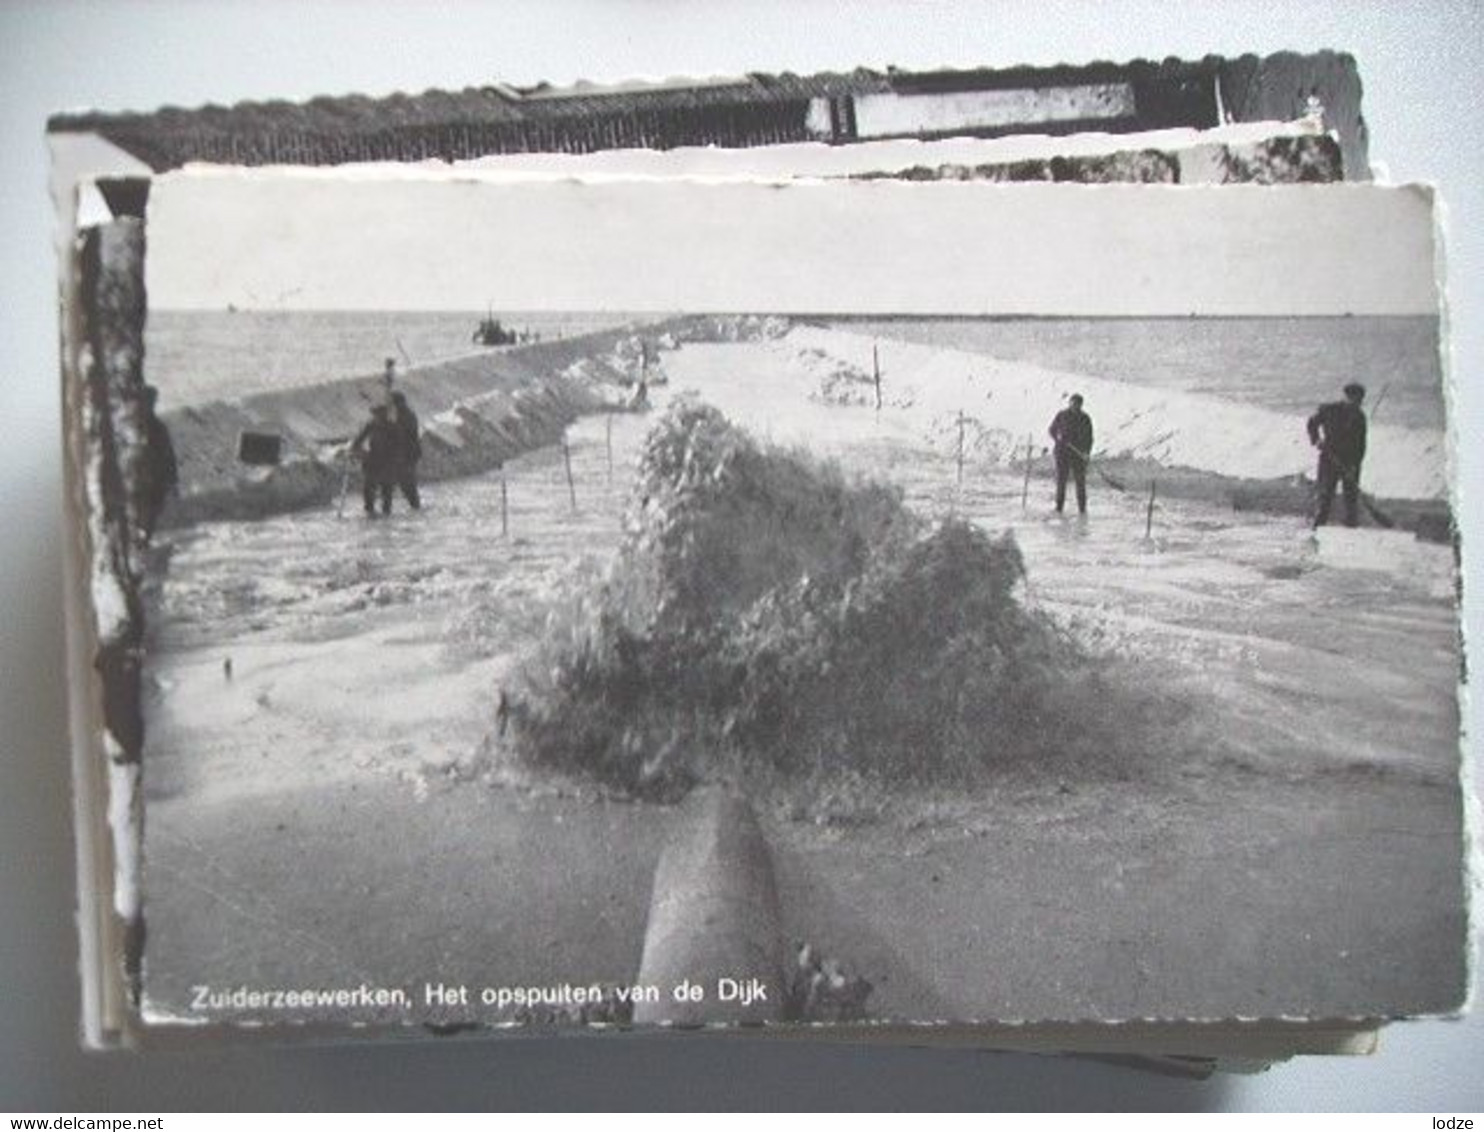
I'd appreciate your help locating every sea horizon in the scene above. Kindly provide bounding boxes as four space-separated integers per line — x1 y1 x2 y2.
146 309 1447 433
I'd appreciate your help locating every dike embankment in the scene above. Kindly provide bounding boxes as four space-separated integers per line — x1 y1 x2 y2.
159 321 688 527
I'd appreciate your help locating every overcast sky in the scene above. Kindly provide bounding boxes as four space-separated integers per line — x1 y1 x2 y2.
147 170 1440 317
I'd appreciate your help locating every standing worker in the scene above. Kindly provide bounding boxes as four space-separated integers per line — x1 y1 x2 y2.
1048 393 1094 516
140 384 178 539
389 391 422 511
352 403 400 518
1306 382 1368 528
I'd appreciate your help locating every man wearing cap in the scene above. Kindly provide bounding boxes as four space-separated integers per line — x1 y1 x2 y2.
1306 382 1369 528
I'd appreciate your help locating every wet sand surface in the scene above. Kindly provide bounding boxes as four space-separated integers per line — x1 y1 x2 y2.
142 340 1466 1025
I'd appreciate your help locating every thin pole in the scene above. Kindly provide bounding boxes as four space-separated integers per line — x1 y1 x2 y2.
336 450 352 519
956 409 966 486
1145 478 1157 539
563 432 577 513
605 414 614 484
873 343 882 412
1370 382 1390 423
500 465 509 537
1021 432 1034 511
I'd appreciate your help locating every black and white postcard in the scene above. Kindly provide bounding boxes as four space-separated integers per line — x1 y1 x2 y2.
64 167 1465 1044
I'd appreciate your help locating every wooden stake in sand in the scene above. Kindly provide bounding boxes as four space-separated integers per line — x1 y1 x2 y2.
955 409 966 487
336 450 352 519
605 414 614 484
872 343 882 412
1146 477 1158 539
500 464 509 537
562 431 577 513
1021 432 1034 511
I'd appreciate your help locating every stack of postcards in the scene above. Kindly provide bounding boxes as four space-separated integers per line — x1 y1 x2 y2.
51 52 1468 1075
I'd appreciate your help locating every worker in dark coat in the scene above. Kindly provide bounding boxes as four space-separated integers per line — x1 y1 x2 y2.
389 391 422 510
1048 393 1094 515
1306 382 1368 528
352 404 400 517
140 385 178 539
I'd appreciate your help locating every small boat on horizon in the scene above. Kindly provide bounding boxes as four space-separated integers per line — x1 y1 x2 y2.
473 311 521 347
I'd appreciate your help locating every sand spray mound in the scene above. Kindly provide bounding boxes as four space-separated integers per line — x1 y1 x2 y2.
502 399 1123 799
